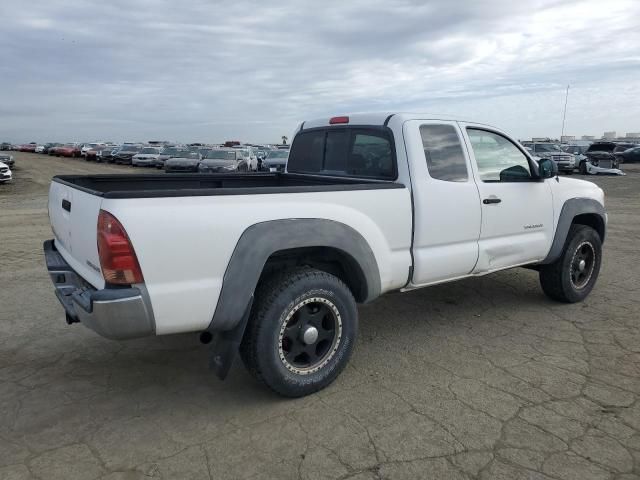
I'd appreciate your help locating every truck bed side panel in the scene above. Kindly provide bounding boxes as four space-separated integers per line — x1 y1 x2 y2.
102 187 413 335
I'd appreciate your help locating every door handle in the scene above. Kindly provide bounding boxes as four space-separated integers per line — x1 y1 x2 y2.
62 199 72 212
483 198 501 205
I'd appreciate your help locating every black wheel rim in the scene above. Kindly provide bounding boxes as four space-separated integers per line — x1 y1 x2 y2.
570 241 596 289
278 297 342 375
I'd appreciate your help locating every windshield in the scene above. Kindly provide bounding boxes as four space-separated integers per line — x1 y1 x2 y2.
172 152 200 159
206 150 236 160
267 150 288 159
535 144 562 153
161 147 183 155
563 145 587 154
140 147 160 154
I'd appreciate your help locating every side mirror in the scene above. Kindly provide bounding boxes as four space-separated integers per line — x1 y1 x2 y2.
538 158 557 179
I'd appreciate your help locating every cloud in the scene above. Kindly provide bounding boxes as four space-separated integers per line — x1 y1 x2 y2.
0 0 638 142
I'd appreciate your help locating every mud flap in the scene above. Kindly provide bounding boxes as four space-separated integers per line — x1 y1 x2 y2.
209 296 254 380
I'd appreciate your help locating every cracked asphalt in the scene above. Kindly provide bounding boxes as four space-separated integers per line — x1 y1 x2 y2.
1 152 639 480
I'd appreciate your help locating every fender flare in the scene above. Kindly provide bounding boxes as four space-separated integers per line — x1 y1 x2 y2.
540 198 606 264
207 218 381 331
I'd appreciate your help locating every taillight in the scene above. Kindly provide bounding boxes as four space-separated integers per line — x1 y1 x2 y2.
329 116 349 124
97 210 144 284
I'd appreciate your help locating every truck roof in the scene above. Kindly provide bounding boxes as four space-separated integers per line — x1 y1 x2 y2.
301 112 495 130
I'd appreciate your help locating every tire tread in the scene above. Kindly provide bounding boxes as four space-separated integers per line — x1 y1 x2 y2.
540 224 601 303
240 267 354 396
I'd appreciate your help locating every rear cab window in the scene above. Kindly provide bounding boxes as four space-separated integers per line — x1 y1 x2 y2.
287 127 397 180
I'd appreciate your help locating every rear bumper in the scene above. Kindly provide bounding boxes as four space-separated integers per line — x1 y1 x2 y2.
44 239 155 339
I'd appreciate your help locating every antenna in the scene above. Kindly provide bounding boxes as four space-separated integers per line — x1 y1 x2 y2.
560 84 570 141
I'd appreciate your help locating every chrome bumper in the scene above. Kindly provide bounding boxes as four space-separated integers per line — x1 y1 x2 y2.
43 240 155 339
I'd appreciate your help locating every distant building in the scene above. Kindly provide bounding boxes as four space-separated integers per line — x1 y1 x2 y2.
532 137 550 142
626 133 640 138
603 131 616 139
561 135 575 143
581 135 596 141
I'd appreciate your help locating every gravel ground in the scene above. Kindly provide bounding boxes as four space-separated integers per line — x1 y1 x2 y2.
1 152 639 480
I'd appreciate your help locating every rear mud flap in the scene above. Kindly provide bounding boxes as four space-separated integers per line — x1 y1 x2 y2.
209 296 254 380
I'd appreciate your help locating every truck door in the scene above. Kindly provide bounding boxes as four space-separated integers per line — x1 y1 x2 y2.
403 120 481 285
461 125 554 272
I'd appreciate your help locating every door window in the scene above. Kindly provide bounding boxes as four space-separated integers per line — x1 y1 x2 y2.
420 124 468 182
467 129 532 182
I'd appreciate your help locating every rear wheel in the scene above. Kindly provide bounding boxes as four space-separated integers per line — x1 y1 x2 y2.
240 268 358 397
539 224 602 303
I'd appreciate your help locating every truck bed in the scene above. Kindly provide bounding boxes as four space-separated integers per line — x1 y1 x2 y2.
53 172 404 198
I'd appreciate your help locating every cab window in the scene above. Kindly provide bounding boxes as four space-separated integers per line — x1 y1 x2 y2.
420 124 468 182
467 129 532 182
287 128 396 180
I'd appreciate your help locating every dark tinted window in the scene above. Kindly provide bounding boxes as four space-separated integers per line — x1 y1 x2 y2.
288 128 395 179
289 130 324 172
350 132 394 178
420 124 468 182
324 130 350 172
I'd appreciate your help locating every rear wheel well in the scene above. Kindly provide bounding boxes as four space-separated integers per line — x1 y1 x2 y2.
572 213 605 241
258 247 368 302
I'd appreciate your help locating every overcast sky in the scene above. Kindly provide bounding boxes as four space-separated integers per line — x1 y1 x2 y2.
1 0 639 143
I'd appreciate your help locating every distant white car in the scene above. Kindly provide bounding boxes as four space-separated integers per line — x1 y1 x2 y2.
231 147 258 170
132 147 162 167
81 143 106 157
35 145 45 153
0 161 12 183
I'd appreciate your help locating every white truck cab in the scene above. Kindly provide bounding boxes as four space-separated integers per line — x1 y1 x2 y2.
44 113 606 396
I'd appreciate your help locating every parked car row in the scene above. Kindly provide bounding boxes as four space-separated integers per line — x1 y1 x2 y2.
83 143 289 173
6 141 290 174
520 140 638 176
565 141 637 175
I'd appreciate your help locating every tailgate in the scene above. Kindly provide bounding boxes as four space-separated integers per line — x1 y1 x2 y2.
48 180 105 289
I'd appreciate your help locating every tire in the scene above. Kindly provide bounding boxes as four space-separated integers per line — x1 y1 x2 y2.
539 224 602 303
579 161 587 175
240 267 358 397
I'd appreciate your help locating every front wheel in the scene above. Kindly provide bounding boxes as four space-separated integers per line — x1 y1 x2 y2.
539 224 602 303
240 268 358 397
579 161 588 175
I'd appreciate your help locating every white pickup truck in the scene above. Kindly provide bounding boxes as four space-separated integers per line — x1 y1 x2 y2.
45 113 607 397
